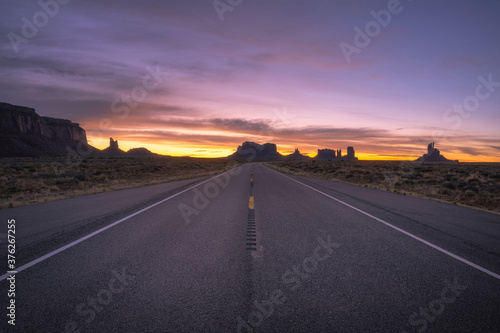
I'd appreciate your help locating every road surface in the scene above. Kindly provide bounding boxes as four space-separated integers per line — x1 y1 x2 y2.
1 163 499 332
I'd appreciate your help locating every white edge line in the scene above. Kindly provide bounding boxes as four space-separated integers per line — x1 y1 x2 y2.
268 167 500 280
1 168 238 281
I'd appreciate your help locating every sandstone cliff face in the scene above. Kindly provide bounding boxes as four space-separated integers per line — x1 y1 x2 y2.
0 102 88 157
40 117 87 144
0 103 41 136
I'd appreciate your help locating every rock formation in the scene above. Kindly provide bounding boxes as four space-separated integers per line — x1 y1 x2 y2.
229 141 283 161
98 137 127 157
315 148 336 160
314 147 357 161
0 103 40 136
285 148 310 161
415 142 456 162
0 102 89 157
109 137 119 150
40 116 87 145
346 146 358 161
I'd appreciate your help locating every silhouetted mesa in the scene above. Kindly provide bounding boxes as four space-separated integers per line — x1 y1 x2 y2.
315 148 336 160
0 102 89 157
415 142 457 162
229 141 283 161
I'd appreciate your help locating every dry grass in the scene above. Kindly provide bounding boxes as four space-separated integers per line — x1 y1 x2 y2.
0 156 238 209
265 160 500 214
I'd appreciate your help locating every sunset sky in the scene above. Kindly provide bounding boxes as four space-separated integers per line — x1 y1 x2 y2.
1 0 499 161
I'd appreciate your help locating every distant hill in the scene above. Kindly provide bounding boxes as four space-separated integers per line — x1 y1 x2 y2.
127 147 159 157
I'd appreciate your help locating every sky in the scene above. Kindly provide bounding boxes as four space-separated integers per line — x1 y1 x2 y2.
1 0 499 161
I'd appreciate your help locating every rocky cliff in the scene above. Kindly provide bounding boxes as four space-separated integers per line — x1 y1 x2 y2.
0 103 41 136
0 102 88 157
40 116 87 145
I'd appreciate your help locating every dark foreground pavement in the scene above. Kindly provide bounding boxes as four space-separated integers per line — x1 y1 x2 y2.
1 163 499 332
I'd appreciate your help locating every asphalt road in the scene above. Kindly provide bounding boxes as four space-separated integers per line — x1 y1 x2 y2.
1 163 499 332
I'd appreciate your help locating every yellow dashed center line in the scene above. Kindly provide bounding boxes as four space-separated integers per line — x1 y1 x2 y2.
249 196 254 209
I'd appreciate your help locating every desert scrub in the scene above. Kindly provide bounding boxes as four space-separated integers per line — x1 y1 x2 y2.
0 157 238 209
265 160 500 213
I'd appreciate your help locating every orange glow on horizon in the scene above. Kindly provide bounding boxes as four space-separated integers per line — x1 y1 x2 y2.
88 137 237 158
87 135 499 162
